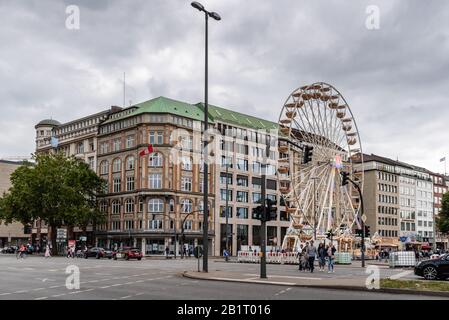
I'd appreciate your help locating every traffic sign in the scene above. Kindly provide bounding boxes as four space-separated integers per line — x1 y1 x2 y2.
57 228 67 239
361 214 367 223
193 246 203 258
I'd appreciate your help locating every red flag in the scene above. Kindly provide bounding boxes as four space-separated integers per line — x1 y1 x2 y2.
139 144 154 157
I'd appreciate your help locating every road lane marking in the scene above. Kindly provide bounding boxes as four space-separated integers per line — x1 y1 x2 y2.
100 286 111 289
244 274 323 281
13 290 28 294
52 293 67 297
0 293 12 296
119 295 132 299
388 270 414 280
35 297 48 300
33 288 46 291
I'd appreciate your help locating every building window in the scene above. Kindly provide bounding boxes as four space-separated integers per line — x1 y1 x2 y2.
149 131 164 145
169 199 175 212
181 199 193 213
148 199 164 213
100 161 109 175
220 206 232 218
183 220 193 230
112 158 121 172
87 157 95 170
253 192 262 204
100 201 108 213
126 135 134 148
126 176 135 191
236 191 248 202
111 221 121 230
237 175 248 187
113 178 121 193
220 189 232 201
124 199 134 213
181 177 192 192
77 142 84 154
236 207 248 219
112 201 121 214
100 143 109 154
124 220 134 230
138 198 143 212
126 156 135 170
113 139 121 151
221 156 232 168
181 157 193 171
220 173 233 185
149 153 163 167
149 173 162 189
149 220 163 230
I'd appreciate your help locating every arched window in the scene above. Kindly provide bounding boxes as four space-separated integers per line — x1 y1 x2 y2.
100 161 109 175
148 199 164 213
181 156 192 171
169 199 175 212
112 200 121 214
124 198 134 213
126 156 135 170
112 158 122 172
149 152 163 167
181 199 193 213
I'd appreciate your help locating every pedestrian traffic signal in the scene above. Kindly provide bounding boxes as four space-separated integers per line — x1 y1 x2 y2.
252 205 264 220
364 225 370 237
355 228 363 237
341 171 350 186
303 145 313 164
266 199 277 221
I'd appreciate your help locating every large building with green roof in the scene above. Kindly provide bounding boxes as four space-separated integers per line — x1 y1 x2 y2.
36 96 288 256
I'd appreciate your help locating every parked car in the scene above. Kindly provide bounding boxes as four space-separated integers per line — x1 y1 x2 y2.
1 246 18 254
84 247 105 259
414 254 449 280
103 249 115 259
113 247 142 261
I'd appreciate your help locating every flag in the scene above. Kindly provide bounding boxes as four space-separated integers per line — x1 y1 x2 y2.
50 136 59 148
139 144 154 157
440 157 446 162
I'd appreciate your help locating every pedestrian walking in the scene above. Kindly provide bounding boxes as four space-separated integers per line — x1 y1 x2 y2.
306 241 317 273
165 246 170 258
44 244 51 258
327 243 336 273
317 243 327 272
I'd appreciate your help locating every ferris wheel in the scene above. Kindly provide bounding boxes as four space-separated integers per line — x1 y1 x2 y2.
277 82 363 251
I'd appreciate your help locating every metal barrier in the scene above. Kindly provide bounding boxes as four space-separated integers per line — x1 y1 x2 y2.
238 251 299 264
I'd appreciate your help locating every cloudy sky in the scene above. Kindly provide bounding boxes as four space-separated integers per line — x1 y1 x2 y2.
1 0 448 173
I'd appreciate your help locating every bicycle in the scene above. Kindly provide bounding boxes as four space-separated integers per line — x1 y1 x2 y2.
16 251 27 259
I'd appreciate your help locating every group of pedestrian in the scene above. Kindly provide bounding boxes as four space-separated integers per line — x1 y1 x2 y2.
297 241 336 273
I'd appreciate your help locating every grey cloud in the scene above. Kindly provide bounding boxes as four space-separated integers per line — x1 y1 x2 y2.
0 0 448 173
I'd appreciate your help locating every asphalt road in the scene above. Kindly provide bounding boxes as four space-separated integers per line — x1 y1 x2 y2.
0 255 445 300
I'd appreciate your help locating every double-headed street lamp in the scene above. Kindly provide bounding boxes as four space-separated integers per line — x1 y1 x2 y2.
191 1 221 273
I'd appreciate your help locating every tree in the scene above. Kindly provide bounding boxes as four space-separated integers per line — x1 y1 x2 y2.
0 153 106 254
437 191 449 234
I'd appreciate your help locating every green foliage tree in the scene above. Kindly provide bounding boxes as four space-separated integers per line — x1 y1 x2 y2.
0 153 105 254
437 192 449 234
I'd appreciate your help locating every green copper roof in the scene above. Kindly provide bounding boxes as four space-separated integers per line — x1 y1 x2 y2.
102 96 213 124
197 103 278 131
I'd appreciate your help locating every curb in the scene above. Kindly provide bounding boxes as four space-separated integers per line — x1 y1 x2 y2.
182 272 449 298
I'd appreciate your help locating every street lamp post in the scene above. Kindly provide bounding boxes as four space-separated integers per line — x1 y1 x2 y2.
191 1 221 273
225 159 230 261
311 177 319 241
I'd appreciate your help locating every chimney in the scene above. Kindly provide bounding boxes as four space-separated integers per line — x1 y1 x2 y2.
110 106 123 113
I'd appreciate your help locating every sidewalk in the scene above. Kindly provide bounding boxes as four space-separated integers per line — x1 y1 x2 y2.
182 270 449 298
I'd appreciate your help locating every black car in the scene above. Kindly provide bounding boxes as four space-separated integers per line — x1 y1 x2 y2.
84 247 105 259
414 254 449 280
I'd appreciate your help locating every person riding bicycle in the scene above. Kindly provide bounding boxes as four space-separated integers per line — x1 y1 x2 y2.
17 244 26 259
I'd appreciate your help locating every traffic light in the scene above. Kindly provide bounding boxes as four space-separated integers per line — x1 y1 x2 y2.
302 145 313 164
266 199 277 221
364 225 370 237
341 171 350 186
252 205 264 220
355 229 363 237
326 230 333 239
